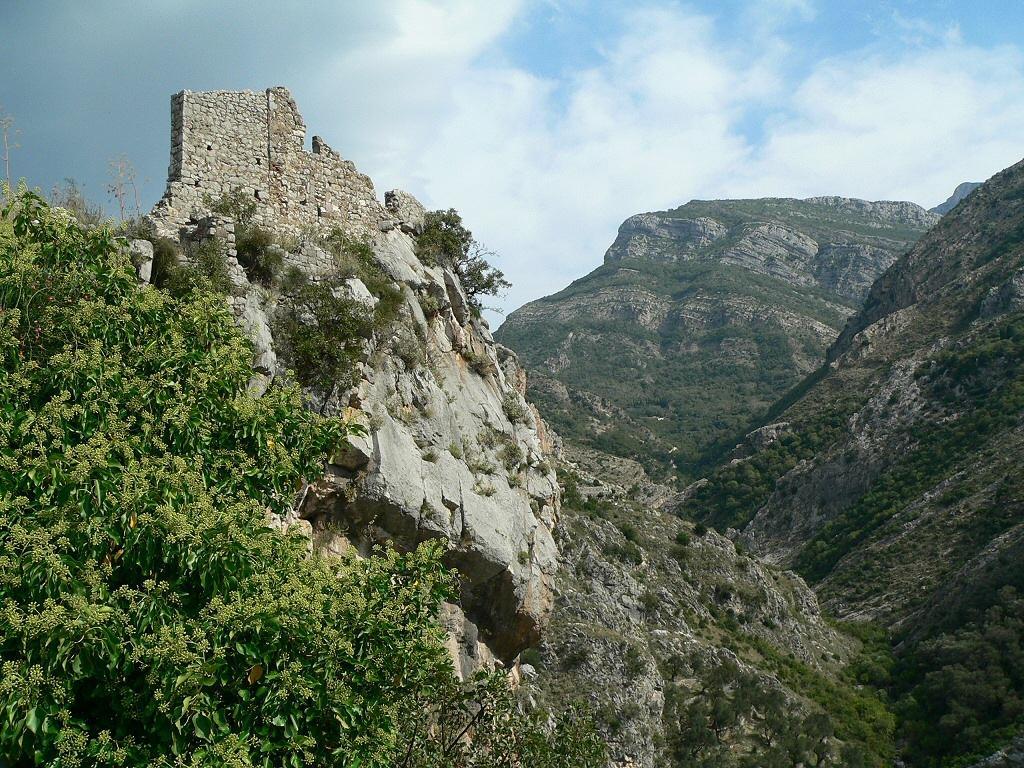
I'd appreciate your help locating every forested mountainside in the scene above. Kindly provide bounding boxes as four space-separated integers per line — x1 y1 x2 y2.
496 196 937 481
681 158 1024 765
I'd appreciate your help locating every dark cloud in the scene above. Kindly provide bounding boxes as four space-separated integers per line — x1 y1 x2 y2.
0 0 388 209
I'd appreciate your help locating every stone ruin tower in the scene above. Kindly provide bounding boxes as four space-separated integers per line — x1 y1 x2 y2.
149 86 422 243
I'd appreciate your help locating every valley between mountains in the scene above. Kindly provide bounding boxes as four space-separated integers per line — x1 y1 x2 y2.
498 171 1024 767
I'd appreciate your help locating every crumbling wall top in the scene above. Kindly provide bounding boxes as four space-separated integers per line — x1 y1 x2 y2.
151 87 398 240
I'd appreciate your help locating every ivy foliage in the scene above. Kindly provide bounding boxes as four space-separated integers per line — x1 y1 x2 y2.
0 191 604 767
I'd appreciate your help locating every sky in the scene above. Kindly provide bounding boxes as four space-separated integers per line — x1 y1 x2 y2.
2 0 1024 323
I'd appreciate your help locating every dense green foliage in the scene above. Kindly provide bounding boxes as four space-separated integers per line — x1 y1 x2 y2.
416 209 509 310
0 192 604 767
664 658 872 767
895 587 1024 766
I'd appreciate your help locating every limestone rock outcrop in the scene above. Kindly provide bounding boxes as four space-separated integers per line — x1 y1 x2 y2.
148 87 558 669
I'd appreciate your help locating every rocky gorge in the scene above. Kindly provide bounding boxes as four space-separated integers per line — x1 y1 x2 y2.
9 80 1019 768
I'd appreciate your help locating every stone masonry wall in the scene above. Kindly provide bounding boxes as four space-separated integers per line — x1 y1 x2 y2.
151 87 392 239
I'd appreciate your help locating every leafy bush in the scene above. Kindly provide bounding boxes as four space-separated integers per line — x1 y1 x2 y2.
149 235 184 287
0 192 605 767
235 225 283 287
896 587 1024 766
0 191 427 765
323 228 402 321
179 235 235 295
205 185 257 226
502 391 527 424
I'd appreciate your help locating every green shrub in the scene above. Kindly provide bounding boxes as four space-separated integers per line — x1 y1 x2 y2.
280 264 308 292
618 521 640 543
503 391 528 423
161 236 234 296
0 191 605 768
641 589 660 617
149 235 183 287
416 209 510 310
499 439 526 472
323 228 403 324
623 645 646 677
520 647 543 669
273 276 375 400
235 224 283 286
205 185 257 226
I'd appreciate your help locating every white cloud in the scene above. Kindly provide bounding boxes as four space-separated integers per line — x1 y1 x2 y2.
7 1 1023 325
730 42 1024 203
120 0 1023 323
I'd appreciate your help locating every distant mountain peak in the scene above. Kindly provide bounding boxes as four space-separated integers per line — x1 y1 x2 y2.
930 181 982 215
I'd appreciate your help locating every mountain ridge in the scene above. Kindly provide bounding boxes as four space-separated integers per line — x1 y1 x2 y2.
681 157 1024 764
497 195 937 481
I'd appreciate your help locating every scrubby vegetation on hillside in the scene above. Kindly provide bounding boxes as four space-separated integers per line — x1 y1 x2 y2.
499 257 855 481
0 190 603 767
531 467 897 767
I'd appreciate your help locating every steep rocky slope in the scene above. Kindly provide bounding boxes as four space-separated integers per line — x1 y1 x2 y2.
522 464 894 768
497 197 937 480
144 87 560 672
681 158 1024 764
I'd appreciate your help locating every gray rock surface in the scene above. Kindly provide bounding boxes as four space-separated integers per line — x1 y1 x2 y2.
129 238 154 283
385 189 427 235
148 87 560 671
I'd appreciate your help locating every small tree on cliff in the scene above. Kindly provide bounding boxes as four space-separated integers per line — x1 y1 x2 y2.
416 208 510 311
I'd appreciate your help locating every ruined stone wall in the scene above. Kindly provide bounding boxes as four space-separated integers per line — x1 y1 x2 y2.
151 87 392 239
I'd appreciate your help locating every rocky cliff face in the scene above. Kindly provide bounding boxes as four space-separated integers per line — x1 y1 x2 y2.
681 158 1024 764
497 196 936 481
521 462 895 768
145 88 559 672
